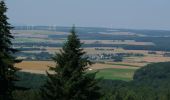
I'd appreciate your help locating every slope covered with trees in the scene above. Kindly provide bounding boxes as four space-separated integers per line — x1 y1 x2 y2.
101 62 170 100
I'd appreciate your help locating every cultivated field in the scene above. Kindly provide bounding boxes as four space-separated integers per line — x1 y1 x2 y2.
13 29 170 80
15 61 137 70
15 46 170 73
15 61 138 80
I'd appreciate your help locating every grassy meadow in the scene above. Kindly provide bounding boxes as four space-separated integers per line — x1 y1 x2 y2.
94 68 136 81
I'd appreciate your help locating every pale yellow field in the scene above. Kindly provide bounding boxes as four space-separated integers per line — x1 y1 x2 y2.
15 61 137 71
15 61 55 71
81 40 154 45
100 32 136 35
142 56 170 62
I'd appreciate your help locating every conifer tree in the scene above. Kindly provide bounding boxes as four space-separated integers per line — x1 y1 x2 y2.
41 26 101 100
0 1 20 100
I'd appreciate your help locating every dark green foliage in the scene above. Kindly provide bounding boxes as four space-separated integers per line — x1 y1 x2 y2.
100 62 170 100
113 56 123 62
13 89 42 100
15 72 46 89
134 62 170 81
41 27 101 100
0 1 21 100
133 62 170 88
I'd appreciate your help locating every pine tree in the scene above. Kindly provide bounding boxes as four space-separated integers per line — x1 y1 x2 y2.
0 1 20 100
41 26 101 100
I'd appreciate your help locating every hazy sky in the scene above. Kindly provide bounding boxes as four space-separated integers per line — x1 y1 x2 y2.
6 0 170 30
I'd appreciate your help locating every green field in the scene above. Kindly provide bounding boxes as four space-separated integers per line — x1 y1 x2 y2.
108 63 140 67
95 68 136 81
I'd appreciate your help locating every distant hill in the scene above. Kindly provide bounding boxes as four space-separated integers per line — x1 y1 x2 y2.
13 26 170 37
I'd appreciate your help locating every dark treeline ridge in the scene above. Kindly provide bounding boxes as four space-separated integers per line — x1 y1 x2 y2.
14 26 170 37
14 41 170 51
15 52 53 61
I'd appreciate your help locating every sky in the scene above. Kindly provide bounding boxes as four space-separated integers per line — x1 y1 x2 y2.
6 0 170 30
